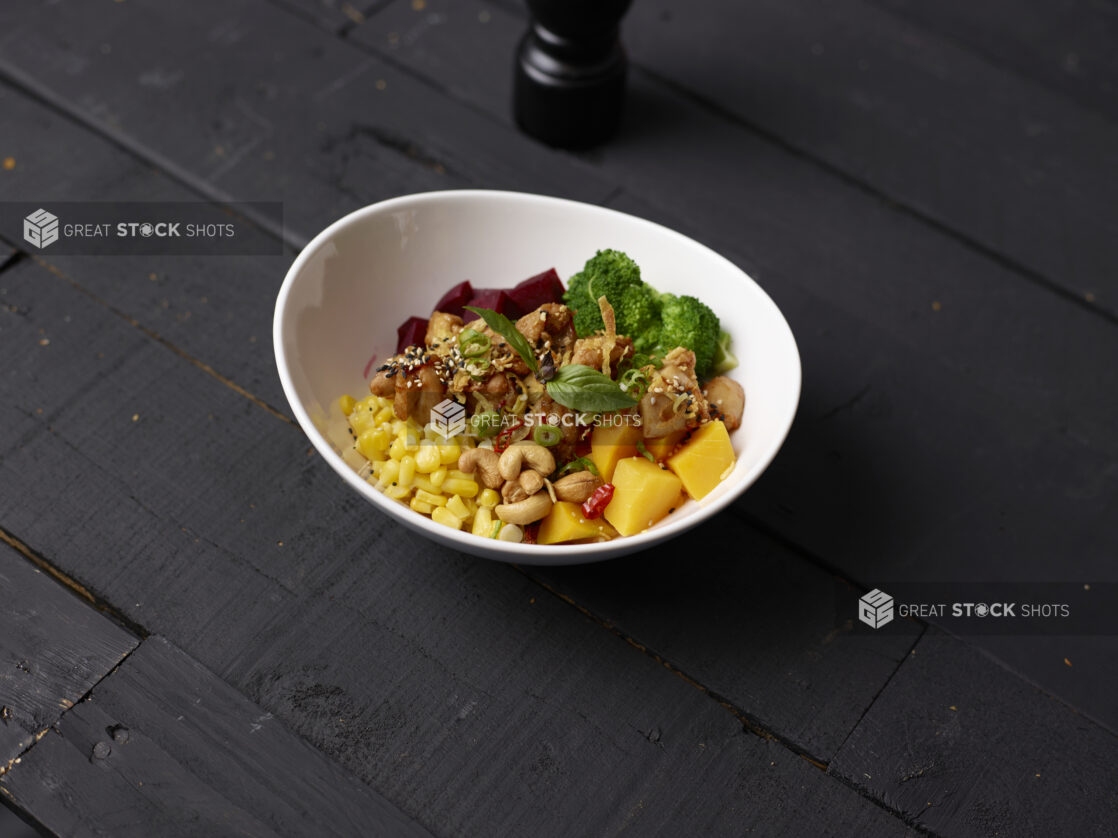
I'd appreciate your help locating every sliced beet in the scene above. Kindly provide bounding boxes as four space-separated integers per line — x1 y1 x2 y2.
396 316 428 353
465 288 519 319
508 268 564 313
432 279 474 318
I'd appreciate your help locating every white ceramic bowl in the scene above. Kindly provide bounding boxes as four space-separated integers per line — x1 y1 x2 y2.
274 190 800 565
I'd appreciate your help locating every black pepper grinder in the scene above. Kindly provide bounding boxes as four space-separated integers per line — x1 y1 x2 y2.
513 0 633 149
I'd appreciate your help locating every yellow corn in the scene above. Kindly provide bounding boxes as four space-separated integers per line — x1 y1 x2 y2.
414 489 446 507
446 494 470 520
472 507 493 537
430 467 448 488
388 437 407 461
384 483 411 500
448 469 474 481
415 443 442 473
477 488 499 509
378 459 401 485
410 497 434 514
438 443 461 465
397 455 416 488
338 394 356 416
442 478 478 498
431 506 461 529
412 475 440 494
356 428 390 460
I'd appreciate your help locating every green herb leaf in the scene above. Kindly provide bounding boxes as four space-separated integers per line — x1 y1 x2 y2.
545 364 638 413
557 456 600 478
464 306 537 373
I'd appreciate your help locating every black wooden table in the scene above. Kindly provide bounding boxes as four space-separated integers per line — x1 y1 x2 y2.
2 1 1117 835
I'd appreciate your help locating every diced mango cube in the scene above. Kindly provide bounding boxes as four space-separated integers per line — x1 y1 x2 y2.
538 502 619 544
603 457 682 536
590 420 641 482
643 430 685 461
666 420 736 500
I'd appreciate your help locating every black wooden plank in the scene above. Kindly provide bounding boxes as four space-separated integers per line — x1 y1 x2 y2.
0 0 612 248
0 259 918 835
1 636 435 838
618 0 1118 320
265 0 385 33
0 68 922 765
353 0 1118 729
0 542 137 773
873 0 1118 122
829 629 1118 836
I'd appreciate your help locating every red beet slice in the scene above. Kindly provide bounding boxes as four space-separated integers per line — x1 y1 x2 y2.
432 279 474 318
508 268 564 312
396 316 428 353
465 288 519 319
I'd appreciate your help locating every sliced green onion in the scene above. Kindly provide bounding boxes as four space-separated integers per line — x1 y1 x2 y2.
619 367 650 399
636 439 655 462
558 456 600 478
532 423 562 448
458 328 491 358
471 411 502 438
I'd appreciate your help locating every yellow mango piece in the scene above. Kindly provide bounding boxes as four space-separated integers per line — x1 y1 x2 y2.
603 457 682 536
538 502 619 545
590 420 641 482
667 420 736 500
643 430 685 461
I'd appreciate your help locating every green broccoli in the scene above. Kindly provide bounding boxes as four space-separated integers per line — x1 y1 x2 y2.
655 294 721 378
563 249 646 337
711 329 738 375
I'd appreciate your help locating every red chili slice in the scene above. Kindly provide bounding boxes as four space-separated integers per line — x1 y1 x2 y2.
581 483 614 519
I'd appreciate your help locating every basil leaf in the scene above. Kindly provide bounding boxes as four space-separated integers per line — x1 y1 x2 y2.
545 364 638 412
464 305 537 373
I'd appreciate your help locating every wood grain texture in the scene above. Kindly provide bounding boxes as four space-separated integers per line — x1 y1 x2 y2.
265 0 386 33
0 543 137 773
0 0 612 248
873 0 1118 121
0 61 920 765
1 636 435 838
830 629 1118 836
618 0 1118 320
353 0 1118 729
0 259 919 835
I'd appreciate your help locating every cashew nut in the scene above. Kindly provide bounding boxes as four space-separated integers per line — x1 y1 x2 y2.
552 471 603 504
498 441 555 481
519 469 545 496
495 492 553 525
502 481 529 504
457 448 503 489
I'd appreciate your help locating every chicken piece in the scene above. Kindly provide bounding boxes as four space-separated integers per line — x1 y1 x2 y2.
638 347 709 438
425 311 463 348
570 335 633 371
704 376 745 431
369 367 396 397
538 391 579 463
393 364 446 424
462 318 531 377
515 303 576 357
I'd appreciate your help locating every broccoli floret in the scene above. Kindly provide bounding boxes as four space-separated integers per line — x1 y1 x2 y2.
655 294 721 377
711 329 738 375
614 283 661 353
563 249 645 336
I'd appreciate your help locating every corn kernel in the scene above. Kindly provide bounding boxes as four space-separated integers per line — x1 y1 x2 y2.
462 496 477 516
414 489 447 507
378 459 400 486
415 443 442 473
448 469 474 481
384 483 411 500
438 443 461 465
477 488 500 508
412 475 440 494
357 428 390 460
446 494 470 520
431 506 461 529
472 507 493 537
442 478 478 497
498 523 524 542
338 394 356 416
398 455 416 488
409 497 434 514
430 467 448 488
388 438 407 461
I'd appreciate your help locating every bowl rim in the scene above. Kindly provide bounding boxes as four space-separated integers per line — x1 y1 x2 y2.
274 189 801 563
